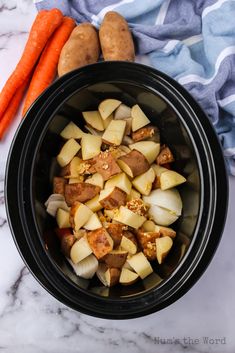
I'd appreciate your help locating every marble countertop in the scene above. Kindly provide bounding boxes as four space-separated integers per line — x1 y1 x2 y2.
0 2 235 353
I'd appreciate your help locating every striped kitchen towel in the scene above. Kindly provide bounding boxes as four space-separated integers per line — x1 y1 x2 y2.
36 0 235 175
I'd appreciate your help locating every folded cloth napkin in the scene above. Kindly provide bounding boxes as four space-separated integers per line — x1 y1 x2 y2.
35 0 235 175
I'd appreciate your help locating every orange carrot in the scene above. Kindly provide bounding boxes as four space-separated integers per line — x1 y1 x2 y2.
0 8 63 120
0 80 29 140
22 16 76 116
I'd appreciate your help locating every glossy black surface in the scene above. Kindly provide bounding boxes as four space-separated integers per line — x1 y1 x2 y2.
5 62 228 319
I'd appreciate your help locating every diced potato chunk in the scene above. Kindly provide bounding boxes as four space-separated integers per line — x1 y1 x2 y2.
60 122 84 139
155 225 176 238
136 229 160 260
129 141 160 164
98 99 122 120
132 167 155 196
118 149 149 178
156 236 173 264
57 138 81 167
142 220 156 232
131 104 150 132
70 236 92 264
82 111 104 131
104 250 128 268
87 227 113 259
102 120 126 146
160 170 186 190
85 173 104 189
56 208 71 228
120 232 137 255
69 176 84 184
113 206 146 229
104 267 121 287
127 252 153 279
105 172 132 195
85 195 103 212
119 268 139 285
132 125 159 142
157 145 174 165
70 202 93 231
99 187 127 210
60 156 82 178
126 188 141 201
81 133 102 160
151 164 169 177
83 213 102 230
65 182 100 206
106 223 124 247
103 114 113 128
93 151 121 181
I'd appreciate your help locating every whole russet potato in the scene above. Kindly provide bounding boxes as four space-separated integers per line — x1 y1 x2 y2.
99 11 135 61
58 23 100 76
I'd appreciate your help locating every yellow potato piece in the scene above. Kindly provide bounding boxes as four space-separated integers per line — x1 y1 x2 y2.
60 122 84 139
127 252 153 279
98 99 122 120
105 172 132 194
160 170 186 190
156 236 173 264
56 208 71 228
85 195 103 212
102 119 126 145
130 141 160 164
131 104 150 132
57 138 81 167
82 111 104 131
113 206 146 229
70 236 92 264
119 268 139 285
132 167 155 196
81 133 102 160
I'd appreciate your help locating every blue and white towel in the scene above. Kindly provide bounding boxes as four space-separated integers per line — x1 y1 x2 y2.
36 0 235 175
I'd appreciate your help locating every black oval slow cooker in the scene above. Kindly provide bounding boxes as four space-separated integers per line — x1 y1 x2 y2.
5 62 228 319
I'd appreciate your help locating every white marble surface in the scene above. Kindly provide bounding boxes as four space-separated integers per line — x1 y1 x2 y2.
0 2 235 352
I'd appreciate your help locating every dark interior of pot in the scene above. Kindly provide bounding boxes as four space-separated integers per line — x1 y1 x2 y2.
33 81 200 298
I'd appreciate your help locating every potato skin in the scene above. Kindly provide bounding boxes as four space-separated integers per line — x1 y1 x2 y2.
99 11 135 62
132 126 159 142
104 251 128 268
93 151 121 181
118 149 149 177
61 233 76 257
100 187 127 210
157 145 174 165
65 182 100 206
58 23 100 77
106 223 124 247
87 227 113 259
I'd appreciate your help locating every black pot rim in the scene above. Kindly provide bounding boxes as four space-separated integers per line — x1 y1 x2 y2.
5 61 228 319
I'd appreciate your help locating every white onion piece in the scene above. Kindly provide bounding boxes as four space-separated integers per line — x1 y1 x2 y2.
67 255 98 279
143 188 182 216
148 205 179 226
44 193 64 207
85 125 103 136
114 104 131 120
46 200 70 217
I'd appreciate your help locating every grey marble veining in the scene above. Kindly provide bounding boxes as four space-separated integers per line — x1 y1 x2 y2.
0 2 235 352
